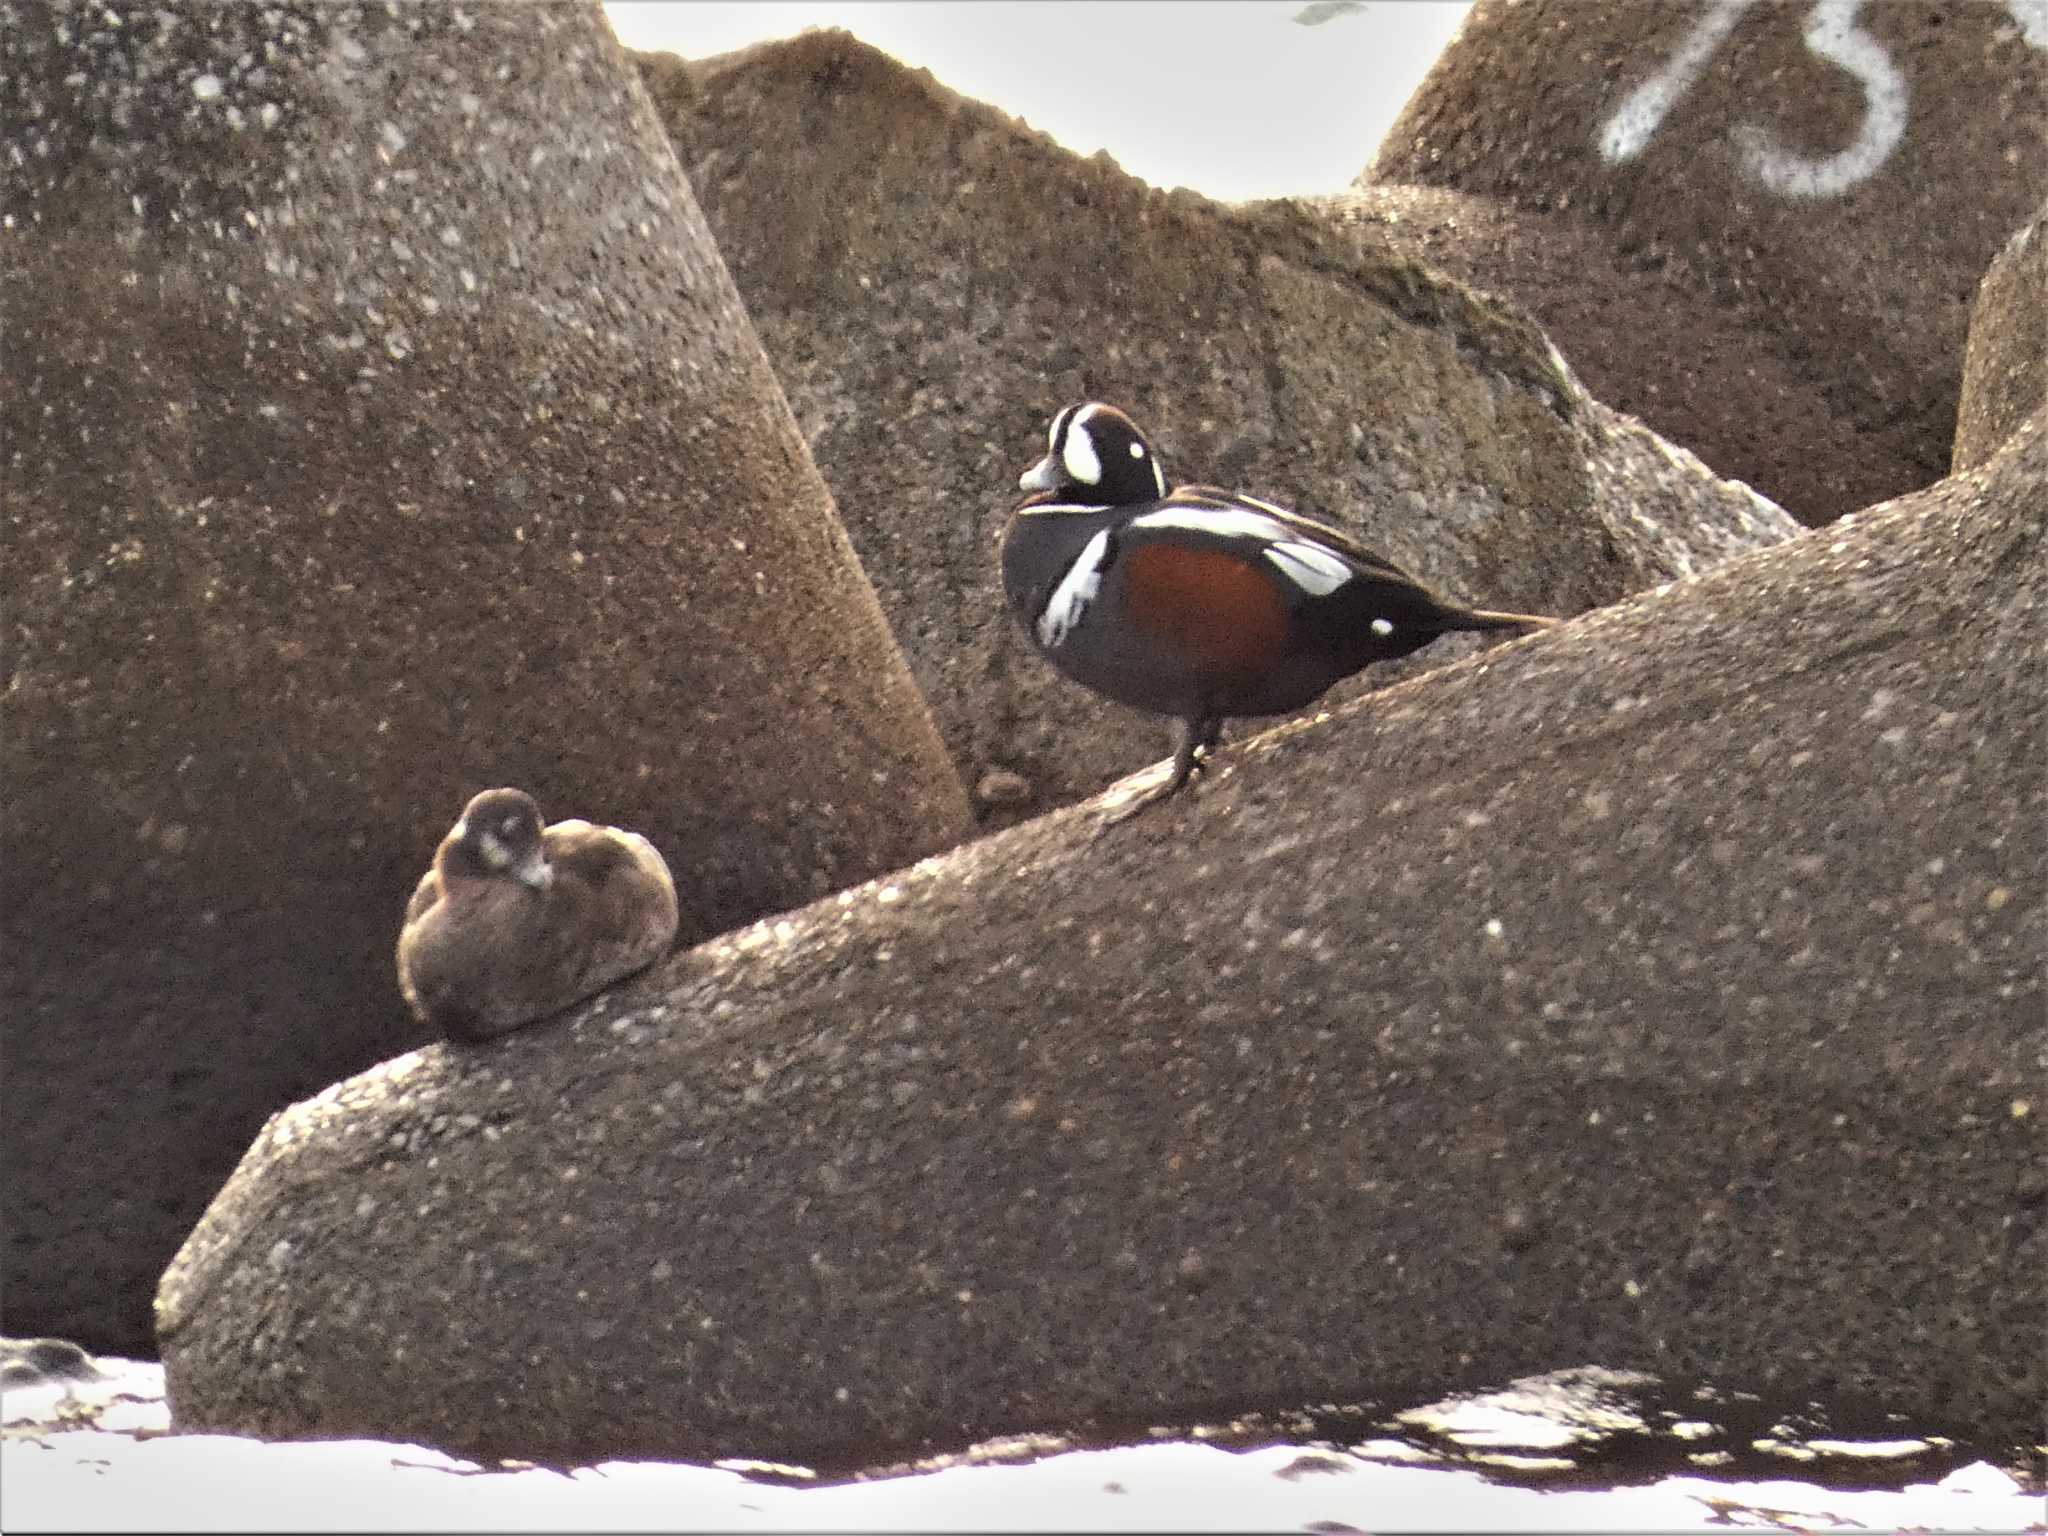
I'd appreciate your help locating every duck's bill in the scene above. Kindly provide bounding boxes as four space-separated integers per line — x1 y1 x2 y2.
515 850 554 891
1018 455 1061 493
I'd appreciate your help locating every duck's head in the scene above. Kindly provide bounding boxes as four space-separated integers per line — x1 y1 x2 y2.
1017 401 1168 506
443 787 552 891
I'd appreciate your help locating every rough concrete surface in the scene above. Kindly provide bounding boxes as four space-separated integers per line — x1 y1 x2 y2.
1307 183 1909 531
2 0 968 1354
637 34 1797 824
1371 0 2048 524
158 415 2045 1468
1955 203 2047 473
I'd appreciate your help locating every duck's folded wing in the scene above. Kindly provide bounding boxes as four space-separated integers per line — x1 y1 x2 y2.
401 866 443 929
547 823 679 944
1230 491 1430 584
1120 491 1429 611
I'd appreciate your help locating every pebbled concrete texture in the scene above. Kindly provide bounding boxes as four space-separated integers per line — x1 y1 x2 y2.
157 416 2045 1469
1305 182 1911 533
636 33 1798 824
1 0 968 1354
1955 202 2046 474
1370 0 2048 525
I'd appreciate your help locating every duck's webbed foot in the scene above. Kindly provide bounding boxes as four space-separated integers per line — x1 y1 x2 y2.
1098 715 1222 827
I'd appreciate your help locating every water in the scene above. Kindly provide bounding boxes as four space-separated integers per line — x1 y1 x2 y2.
4 1344 2040 1532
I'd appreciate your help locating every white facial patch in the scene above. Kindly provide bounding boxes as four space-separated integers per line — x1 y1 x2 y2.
1037 529 1111 650
1060 417 1103 487
1371 617 1396 636
477 829 513 870
1262 539 1353 596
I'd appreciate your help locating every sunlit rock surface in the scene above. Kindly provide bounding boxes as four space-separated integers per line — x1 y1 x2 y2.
1955 203 2046 474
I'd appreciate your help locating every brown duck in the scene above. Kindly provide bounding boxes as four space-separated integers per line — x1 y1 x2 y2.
397 787 678 1042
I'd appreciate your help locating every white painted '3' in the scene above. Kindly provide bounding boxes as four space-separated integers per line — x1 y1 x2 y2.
1597 0 2047 200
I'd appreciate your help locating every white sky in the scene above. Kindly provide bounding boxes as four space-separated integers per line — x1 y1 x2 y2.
601 1 1472 201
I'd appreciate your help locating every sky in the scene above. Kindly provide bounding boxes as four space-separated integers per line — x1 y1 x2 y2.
601 1 1473 201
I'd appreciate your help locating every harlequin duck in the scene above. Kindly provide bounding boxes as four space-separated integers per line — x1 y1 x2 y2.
1000 402 1557 813
396 787 679 1042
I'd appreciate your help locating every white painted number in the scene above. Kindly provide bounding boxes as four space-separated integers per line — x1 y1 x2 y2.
1598 0 2047 200
1597 0 1754 167
1734 0 1904 198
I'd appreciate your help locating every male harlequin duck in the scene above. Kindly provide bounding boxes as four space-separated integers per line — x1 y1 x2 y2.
1000 402 1557 814
396 787 679 1042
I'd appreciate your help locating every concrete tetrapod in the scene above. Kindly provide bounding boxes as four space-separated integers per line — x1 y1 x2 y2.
159 418 2044 1467
2 1 970 1352
1954 203 2046 475
1371 0 2048 523
638 33 1800 822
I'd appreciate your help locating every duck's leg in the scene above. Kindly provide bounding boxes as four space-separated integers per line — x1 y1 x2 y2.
1100 714 1222 825
1175 715 1228 793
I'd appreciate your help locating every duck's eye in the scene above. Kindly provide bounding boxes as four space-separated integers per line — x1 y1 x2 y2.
1129 442 1146 459
501 816 522 836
